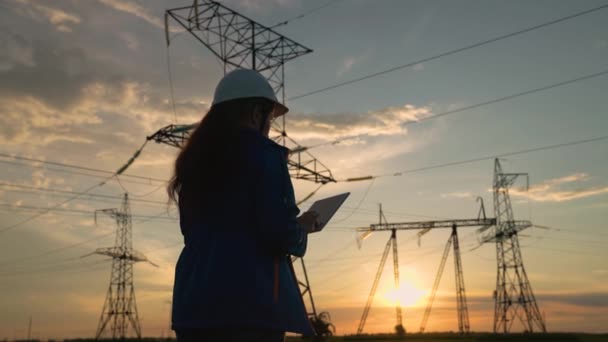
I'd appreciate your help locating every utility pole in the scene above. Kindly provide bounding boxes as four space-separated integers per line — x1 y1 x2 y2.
480 159 546 333
85 193 157 339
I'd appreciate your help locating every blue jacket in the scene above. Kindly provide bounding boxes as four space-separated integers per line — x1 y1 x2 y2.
171 128 315 336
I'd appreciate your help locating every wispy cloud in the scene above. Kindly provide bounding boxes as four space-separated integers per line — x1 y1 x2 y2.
97 0 164 29
0 31 34 71
336 56 357 77
221 0 299 12
14 0 81 32
510 173 608 202
287 104 432 142
440 191 473 199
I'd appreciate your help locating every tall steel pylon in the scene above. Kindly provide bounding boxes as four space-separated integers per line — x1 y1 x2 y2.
481 159 546 333
356 201 495 334
150 0 336 336
419 223 470 334
87 193 157 339
357 205 404 335
150 0 335 184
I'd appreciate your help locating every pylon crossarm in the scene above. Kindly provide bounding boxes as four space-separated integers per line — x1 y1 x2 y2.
481 220 532 243
369 218 496 231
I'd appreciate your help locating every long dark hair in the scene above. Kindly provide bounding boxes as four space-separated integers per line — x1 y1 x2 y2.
167 97 275 212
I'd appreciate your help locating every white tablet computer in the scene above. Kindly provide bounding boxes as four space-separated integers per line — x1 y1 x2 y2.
307 192 350 232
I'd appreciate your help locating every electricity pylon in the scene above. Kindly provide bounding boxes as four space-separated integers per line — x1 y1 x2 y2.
86 193 157 340
356 203 496 335
419 223 470 334
151 0 336 335
480 159 546 333
357 204 404 335
150 0 335 184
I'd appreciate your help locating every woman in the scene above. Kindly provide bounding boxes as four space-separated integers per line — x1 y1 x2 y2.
168 69 318 341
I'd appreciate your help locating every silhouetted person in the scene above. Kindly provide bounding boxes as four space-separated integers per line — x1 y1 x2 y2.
168 69 319 342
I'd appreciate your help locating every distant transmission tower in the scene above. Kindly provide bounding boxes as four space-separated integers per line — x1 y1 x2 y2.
87 193 157 339
419 223 470 334
357 204 404 335
481 159 546 333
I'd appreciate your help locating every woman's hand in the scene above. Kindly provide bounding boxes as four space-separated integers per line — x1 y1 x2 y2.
297 211 320 233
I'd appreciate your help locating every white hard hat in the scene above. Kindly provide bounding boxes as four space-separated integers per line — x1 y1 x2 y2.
211 68 289 116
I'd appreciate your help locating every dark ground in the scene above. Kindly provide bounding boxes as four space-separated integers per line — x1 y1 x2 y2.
18 333 604 342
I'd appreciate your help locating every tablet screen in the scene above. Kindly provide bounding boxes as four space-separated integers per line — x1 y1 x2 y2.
307 192 350 232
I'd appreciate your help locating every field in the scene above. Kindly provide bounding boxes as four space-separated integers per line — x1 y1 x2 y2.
293 334 608 342
48 333 608 342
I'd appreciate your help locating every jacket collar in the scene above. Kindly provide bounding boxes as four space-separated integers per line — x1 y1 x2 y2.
240 127 291 157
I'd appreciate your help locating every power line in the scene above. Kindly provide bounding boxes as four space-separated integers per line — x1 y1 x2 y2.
0 159 163 187
0 231 116 267
0 259 111 277
0 152 166 184
339 134 608 182
0 203 176 221
271 0 343 28
304 67 608 151
0 182 167 206
289 3 608 100
331 178 375 223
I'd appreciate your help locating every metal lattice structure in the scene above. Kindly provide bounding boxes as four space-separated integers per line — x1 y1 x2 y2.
480 159 546 333
356 202 496 335
149 0 336 184
87 194 157 340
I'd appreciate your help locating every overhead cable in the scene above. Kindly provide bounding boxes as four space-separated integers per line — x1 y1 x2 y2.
289 3 608 100
0 146 164 184
340 134 608 182
302 68 608 152
271 0 343 28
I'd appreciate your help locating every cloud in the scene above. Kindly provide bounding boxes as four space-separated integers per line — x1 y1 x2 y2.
0 31 35 71
440 192 473 199
337 56 357 77
593 269 608 276
413 63 424 71
465 291 608 309
538 292 608 308
97 0 164 29
119 31 140 51
221 0 299 12
287 104 432 142
13 0 81 32
0 34 208 147
510 173 608 203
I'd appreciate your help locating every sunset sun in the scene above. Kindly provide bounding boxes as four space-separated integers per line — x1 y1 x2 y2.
383 281 429 307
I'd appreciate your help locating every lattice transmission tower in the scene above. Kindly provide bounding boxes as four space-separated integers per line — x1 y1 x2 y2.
86 193 157 339
150 0 335 184
148 0 337 335
356 203 494 335
480 159 546 333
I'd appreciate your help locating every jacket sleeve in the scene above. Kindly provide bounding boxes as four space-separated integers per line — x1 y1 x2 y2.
251 145 308 257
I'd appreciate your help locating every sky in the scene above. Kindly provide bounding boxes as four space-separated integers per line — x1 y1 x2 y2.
0 0 607 339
